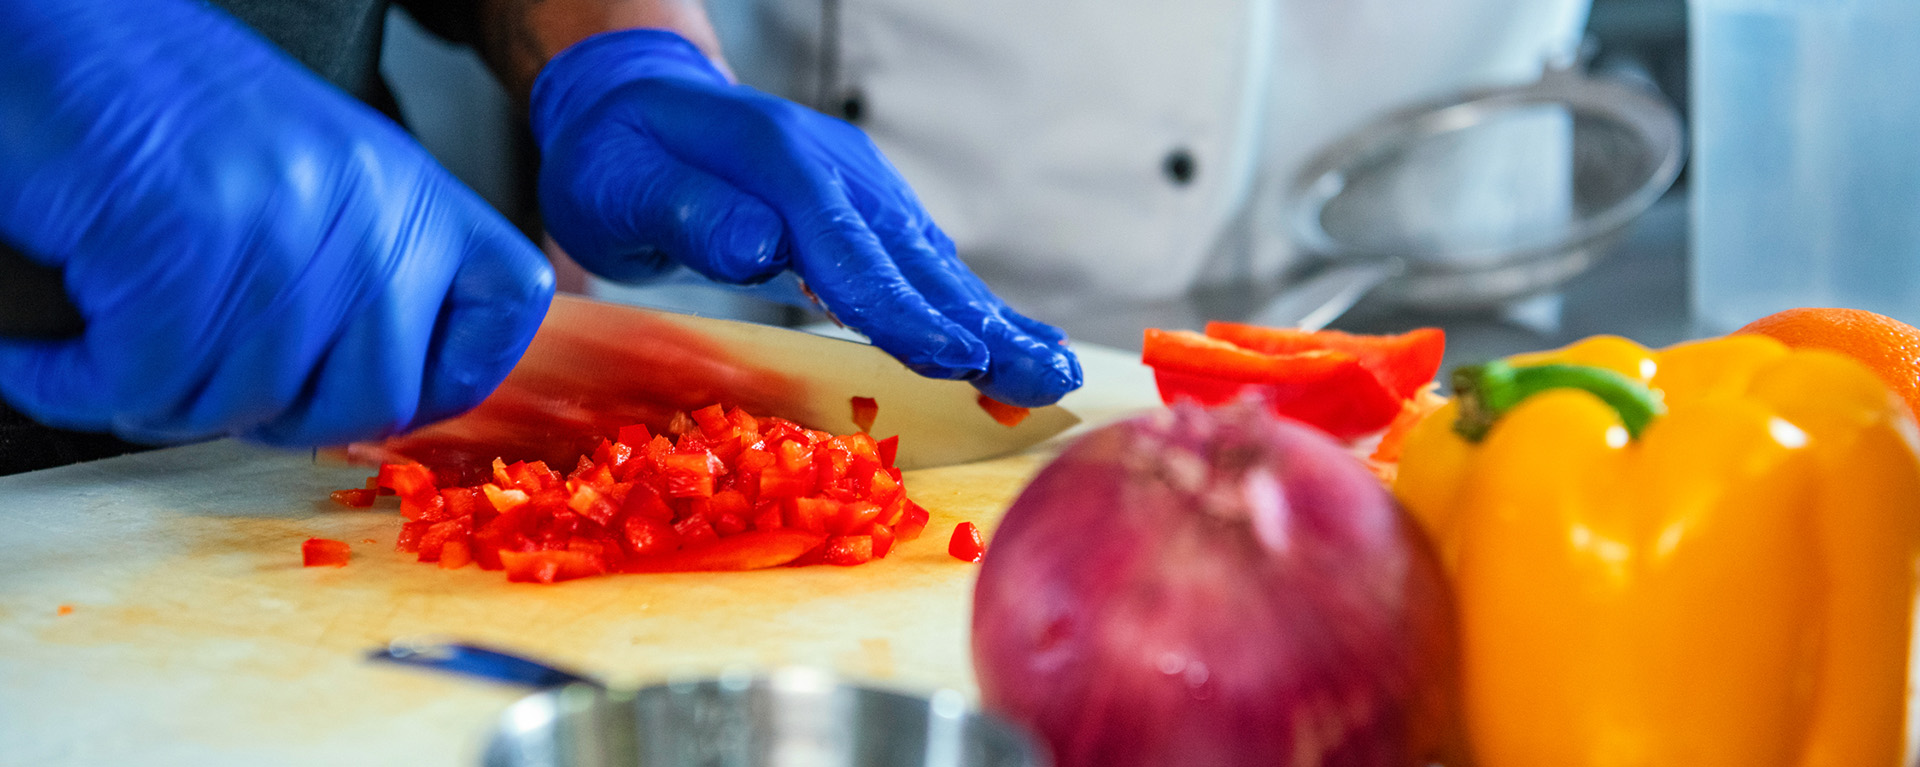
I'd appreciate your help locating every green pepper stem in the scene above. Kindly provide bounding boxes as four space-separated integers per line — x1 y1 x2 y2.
1451 360 1665 443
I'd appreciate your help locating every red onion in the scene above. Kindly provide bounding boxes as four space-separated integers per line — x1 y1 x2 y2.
971 399 1457 767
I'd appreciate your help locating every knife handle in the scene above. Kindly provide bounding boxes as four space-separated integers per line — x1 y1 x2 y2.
0 239 84 340
370 639 603 689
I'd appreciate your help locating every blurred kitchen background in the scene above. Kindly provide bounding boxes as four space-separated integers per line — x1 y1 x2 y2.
379 0 1699 367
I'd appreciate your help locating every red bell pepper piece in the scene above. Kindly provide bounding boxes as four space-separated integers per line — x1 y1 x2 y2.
976 395 1031 427
849 396 879 433
328 488 377 508
895 499 931 542
302 538 351 567
499 549 608 583
376 463 436 498
948 522 985 563
439 540 472 570
825 535 874 566
1141 328 1410 441
1202 322 1445 400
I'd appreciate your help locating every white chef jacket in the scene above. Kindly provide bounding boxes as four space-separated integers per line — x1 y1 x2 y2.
708 0 1591 345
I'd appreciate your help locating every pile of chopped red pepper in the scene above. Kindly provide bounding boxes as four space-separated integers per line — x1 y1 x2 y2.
330 404 932 582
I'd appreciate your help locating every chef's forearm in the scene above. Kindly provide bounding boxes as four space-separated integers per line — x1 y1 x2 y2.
471 0 729 101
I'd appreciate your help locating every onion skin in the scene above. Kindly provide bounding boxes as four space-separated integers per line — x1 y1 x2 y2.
972 400 1459 767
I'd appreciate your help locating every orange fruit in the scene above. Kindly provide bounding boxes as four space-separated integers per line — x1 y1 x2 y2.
1738 307 1920 422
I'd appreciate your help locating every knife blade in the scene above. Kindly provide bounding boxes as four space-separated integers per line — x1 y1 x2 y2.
353 294 1078 472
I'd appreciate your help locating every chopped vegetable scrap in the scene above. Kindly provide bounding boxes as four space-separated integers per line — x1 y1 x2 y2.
850 396 879 433
331 404 932 582
1141 323 1445 441
329 488 378 508
976 395 1031 428
948 521 986 563
302 538 351 567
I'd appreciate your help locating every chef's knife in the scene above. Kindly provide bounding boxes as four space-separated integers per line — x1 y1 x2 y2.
354 294 1078 472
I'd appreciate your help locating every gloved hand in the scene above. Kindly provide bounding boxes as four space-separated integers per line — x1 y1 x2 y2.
531 29 1082 408
0 0 555 447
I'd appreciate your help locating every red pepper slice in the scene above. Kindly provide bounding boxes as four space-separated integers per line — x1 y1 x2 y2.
623 530 827 573
948 522 985 563
302 538 351 567
1142 328 1406 441
1202 322 1445 400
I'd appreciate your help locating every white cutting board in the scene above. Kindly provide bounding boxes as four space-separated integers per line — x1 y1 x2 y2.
0 344 1159 767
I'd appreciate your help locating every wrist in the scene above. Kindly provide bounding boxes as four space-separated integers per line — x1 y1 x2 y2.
529 28 731 152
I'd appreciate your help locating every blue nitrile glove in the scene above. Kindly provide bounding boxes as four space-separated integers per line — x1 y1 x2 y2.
531 29 1083 408
0 0 555 447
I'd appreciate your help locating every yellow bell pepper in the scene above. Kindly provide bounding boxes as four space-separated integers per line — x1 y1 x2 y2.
1394 334 1920 767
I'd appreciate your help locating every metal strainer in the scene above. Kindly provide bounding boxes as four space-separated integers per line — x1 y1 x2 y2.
1251 66 1685 328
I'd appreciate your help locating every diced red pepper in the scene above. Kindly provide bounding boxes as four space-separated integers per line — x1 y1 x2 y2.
850 396 879 433
396 521 432 553
622 515 682 556
751 502 785 532
483 483 530 513
616 423 651 448
328 488 377 508
624 530 827 573
759 462 816 500
834 500 883 535
377 463 436 498
500 549 607 584
439 540 472 570
340 404 934 580
302 538 351 567
948 522 986 563
659 451 723 498
895 500 931 542
787 496 839 534
691 403 732 439
415 517 472 563
566 481 619 527
673 514 720 548
620 482 675 522
713 512 749 536
976 395 1031 427
825 535 874 566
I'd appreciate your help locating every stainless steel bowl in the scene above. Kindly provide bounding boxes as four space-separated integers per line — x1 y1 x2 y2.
482 668 1047 767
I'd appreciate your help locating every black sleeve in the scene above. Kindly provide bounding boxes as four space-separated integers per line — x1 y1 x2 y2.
0 240 82 340
392 0 483 46
0 242 151 475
